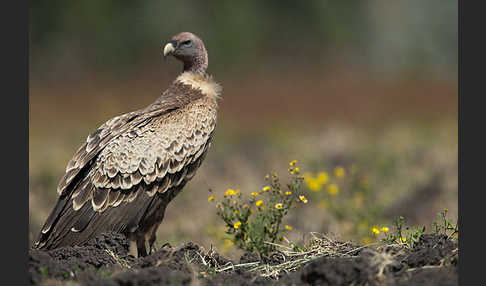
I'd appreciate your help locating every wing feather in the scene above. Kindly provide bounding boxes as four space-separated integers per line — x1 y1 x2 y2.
72 181 93 211
126 187 140 202
107 190 120 206
146 183 159 197
35 81 216 250
71 207 96 233
92 188 108 211
56 85 205 196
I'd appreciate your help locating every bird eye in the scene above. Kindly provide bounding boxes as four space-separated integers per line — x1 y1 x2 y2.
181 40 192 47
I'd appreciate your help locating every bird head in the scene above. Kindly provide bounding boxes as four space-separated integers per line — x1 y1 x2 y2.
163 32 208 74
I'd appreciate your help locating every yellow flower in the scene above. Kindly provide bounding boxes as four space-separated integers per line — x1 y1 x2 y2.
285 191 292 195
208 196 215 202
250 192 259 196
299 195 308 203
380 227 389 233
285 225 292 230
334 166 345 178
234 210 239 215
262 186 271 192
265 174 270 180
316 172 329 184
371 227 380 235
326 184 339 196
289 160 297 166
303 172 314 184
233 221 242 229
275 203 283 209
289 167 300 174
307 179 322 192
225 189 237 196
255 200 263 206
243 204 249 209
400 237 407 243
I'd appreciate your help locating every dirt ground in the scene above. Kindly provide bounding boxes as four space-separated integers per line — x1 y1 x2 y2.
29 232 457 286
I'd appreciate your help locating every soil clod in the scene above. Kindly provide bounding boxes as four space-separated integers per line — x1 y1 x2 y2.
29 232 458 285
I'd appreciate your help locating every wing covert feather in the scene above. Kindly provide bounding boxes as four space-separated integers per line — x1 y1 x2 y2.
36 77 219 250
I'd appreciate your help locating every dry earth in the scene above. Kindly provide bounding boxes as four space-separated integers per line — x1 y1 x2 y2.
29 232 457 286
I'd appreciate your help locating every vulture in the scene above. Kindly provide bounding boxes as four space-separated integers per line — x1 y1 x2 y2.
33 32 221 257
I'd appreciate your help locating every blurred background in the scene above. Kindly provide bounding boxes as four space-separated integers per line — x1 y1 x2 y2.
29 0 457 257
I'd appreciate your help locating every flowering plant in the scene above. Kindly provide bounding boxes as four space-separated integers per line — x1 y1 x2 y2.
208 161 307 255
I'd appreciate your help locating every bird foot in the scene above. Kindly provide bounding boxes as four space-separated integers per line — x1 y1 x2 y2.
149 242 172 254
161 242 172 250
149 244 157 255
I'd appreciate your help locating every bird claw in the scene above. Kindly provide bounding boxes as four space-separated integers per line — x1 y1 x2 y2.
149 244 157 255
161 242 172 249
149 242 172 255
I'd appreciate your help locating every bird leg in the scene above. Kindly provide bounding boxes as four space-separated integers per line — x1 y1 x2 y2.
148 233 157 255
136 235 148 257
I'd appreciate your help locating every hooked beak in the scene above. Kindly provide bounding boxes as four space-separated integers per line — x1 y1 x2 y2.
163 41 177 58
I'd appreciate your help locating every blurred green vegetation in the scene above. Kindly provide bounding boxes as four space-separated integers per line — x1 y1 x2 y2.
30 1 457 80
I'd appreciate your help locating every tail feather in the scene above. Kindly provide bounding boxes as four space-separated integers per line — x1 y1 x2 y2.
34 194 70 248
33 190 161 250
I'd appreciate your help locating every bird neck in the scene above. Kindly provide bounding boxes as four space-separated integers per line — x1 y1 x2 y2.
183 53 208 75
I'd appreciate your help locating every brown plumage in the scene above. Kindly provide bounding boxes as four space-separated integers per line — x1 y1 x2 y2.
33 32 221 257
